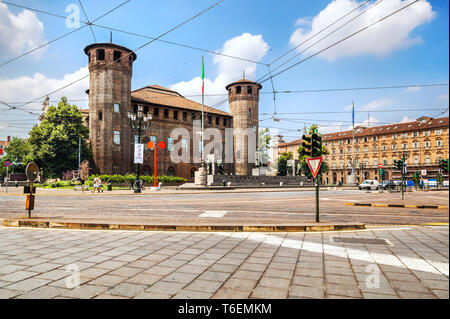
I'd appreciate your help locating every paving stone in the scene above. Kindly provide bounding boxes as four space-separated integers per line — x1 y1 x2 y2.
362 292 399 299
61 285 109 299
292 275 324 287
431 289 449 299
127 260 158 269
294 268 324 278
88 274 126 287
212 287 251 299
397 290 437 299
239 262 268 272
146 281 186 295
80 267 111 279
258 276 291 290
185 279 223 293
421 279 449 290
163 272 198 284
26 263 61 273
289 285 324 299
0 264 27 275
0 271 38 282
107 283 147 298
81 255 111 264
0 288 22 299
223 278 257 291
5 278 51 292
326 283 362 298
325 274 358 286
384 272 419 282
390 280 432 293
209 263 238 273
14 286 69 299
230 270 263 281
325 267 354 276
134 292 172 299
172 289 213 299
251 286 288 299
95 260 128 270
109 266 143 278
126 273 162 285
36 269 70 281
158 259 188 268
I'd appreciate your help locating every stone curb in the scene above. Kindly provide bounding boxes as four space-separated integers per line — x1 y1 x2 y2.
345 202 449 210
2 219 365 232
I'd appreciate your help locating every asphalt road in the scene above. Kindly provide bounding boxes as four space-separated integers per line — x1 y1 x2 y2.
0 189 448 226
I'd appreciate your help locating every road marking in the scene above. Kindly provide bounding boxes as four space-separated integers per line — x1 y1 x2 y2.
321 198 358 202
198 211 228 218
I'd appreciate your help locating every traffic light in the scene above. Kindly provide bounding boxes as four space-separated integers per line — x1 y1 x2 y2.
301 134 312 157
311 133 322 157
440 159 449 173
414 171 420 179
394 159 404 170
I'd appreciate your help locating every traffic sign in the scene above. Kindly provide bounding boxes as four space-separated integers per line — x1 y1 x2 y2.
421 169 427 177
0 148 2 155
307 157 323 179
378 163 383 168
4 160 11 167
26 162 39 182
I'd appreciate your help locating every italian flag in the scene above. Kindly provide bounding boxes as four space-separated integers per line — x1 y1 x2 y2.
202 58 205 95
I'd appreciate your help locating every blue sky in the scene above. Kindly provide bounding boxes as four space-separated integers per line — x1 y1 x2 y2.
0 0 448 141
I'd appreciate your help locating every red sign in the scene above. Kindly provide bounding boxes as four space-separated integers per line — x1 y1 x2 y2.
148 140 166 188
306 157 323 179
4 160 11 167
0 148 2 155
378 163 383 168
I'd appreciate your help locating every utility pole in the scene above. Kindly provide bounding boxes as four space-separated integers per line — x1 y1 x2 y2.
78 137 81 178
352 101 356 183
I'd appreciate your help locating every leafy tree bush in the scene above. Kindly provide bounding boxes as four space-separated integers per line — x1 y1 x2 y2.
276 152 293 176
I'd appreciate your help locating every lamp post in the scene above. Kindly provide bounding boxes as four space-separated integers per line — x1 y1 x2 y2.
128 105 152 193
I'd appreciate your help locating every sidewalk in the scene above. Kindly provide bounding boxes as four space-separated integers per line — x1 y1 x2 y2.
0 225 447 299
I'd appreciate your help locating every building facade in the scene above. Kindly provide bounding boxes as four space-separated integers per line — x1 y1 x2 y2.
274 116 449 184
0 136 11 159
82 42 260 180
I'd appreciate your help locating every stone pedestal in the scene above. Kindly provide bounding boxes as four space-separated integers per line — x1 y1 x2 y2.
195 164 207 186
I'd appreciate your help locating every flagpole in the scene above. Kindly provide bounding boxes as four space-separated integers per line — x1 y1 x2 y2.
352 101 355 179
201 56 205 164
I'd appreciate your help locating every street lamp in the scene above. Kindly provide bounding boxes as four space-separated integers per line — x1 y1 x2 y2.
128 104 152 193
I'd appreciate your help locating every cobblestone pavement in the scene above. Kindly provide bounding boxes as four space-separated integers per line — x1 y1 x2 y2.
0 225 447 299
0 190 448 225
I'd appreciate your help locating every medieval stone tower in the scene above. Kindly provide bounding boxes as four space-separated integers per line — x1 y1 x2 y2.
226 78 262 175
84 43 137 174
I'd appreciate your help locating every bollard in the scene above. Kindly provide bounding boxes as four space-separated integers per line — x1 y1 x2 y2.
107 183 112 191
159 182 162 189
15 180 18 188
227 182 231 187
222 180 226 187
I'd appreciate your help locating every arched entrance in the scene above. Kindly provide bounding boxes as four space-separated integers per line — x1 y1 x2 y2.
167 166 175 177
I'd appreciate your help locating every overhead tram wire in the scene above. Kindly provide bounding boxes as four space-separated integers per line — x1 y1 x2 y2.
1 83 448 107
0 1 263 68
259 107 448 116
9 0 226 113
78 0 97 43
258 0 421 85
267 0 370 67
257 0 385 83
0 0 132 70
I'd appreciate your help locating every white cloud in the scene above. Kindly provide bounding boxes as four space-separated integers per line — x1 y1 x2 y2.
170 33 269 107
360 115 380 127
0 2 47 59
289 0 435 61
318 122 345 134
400 116 415 123
437 93 449 101
295 17 311 26
0 67 89 113
360 98 394 111
403 86 421 93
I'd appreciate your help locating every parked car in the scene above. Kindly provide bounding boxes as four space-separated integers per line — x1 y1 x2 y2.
378 180 396 190
393 180 402 186
358 180 379 190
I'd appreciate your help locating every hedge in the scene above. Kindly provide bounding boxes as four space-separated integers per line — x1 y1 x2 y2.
86 174 186 185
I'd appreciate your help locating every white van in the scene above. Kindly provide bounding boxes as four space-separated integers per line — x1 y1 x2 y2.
358 180 379 190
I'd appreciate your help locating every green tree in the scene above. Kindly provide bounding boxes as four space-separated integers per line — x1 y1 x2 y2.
28 97 91 178
297 124 329 180
276 152 293 176
257 128 271 166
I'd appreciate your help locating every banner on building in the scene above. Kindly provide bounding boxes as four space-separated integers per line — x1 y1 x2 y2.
134 144 144 164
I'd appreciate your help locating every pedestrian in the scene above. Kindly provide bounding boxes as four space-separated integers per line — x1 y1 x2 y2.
81 177 85 193
98 178 103 193
92 177 98 193
140 180 145 191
